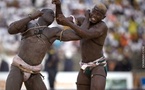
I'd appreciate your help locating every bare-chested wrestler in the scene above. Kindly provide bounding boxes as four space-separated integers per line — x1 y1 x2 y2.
5 9 81 90
52 0 108 90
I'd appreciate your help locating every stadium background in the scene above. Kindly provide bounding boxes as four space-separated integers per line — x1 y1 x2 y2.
0 0 145 89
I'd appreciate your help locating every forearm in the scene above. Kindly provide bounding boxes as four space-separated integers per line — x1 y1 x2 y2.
55 1 63 25
56 4 63 17
80 10 90 29
80 19 90 29
66 21 90 38
56 30 81 41
8 16 32 34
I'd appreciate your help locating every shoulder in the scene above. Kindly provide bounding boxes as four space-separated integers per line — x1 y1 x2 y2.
97 21 107 27
95 21 108 31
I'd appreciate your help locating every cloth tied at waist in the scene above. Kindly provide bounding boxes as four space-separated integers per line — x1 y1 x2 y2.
79 56 107 70
12 55 43 81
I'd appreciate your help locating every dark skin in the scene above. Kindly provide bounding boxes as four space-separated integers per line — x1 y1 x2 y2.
52 0 108 90
6 9 81 90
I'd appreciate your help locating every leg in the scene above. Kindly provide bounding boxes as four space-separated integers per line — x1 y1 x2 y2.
24 73 47 90
76 69 90 90
6 65 23 90
90 66 107 90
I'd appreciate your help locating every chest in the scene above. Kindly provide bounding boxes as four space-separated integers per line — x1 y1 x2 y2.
23 26 56 43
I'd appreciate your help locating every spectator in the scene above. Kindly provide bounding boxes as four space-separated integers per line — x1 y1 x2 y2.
44 47 59 90
0 57 9 72
63 54 73 71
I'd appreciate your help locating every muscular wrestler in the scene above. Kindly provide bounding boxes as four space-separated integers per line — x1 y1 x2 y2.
6 9 81 90
52 0 108 90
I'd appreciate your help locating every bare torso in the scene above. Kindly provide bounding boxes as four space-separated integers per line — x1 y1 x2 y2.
80 22 107 63
18 26 58 66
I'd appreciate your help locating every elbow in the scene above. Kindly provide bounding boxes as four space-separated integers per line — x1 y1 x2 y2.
7 23 17 34
8 26 16 34
8 23 13 34
8 28 13 34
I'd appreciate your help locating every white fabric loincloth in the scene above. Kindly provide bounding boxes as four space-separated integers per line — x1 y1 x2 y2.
12 55 43 81
79 56 107 70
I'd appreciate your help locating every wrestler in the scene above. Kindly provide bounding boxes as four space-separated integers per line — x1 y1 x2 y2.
52 0 108 90
6 9 81 90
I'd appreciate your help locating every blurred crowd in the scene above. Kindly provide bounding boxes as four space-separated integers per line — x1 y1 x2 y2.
0 0 144 72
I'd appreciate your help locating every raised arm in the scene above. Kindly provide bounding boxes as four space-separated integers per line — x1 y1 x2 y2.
52 0 75 25
63 17 108 39
52 0 82 41
52 0 107 39
8 10 43 34
54 14 106 39
52 0 64 24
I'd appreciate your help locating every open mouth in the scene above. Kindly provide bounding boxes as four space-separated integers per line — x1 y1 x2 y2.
90 17 96 23
91 18 96 21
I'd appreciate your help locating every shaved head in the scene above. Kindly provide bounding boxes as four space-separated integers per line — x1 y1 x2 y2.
39 9 55 26
94 2 107 15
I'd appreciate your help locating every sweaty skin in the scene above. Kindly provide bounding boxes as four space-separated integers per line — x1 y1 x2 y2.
6 9 81 90
52 0 108 90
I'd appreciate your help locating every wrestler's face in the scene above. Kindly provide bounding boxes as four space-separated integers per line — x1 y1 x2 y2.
42 9 55 25
89 7 105 23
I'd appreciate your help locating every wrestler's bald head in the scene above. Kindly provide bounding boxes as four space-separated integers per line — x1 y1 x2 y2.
93 2 107 15
41 9 54 14
39 8 55 25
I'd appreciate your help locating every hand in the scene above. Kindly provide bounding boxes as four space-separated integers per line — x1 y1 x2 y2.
29 10 43 20
56 14 69 25
67 17 74 23
52 0 61 4
84 10 90 20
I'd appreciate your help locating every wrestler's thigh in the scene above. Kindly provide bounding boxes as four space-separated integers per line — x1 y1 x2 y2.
76 69 90 90
6 65 23 90
91 66 107 90
24 74 47 90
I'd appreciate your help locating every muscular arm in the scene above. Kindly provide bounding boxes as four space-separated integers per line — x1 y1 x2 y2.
52 0 81 41
53 0 74 25
52 0 64 24
54 27 81 41
8 10 43 34
53 0 107 39
67 20 108 39
57 14 107 39
8 17 31 34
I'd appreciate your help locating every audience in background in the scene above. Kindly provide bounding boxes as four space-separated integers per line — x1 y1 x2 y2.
0 0 144 72
44 47 59 90
0 58 9 72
